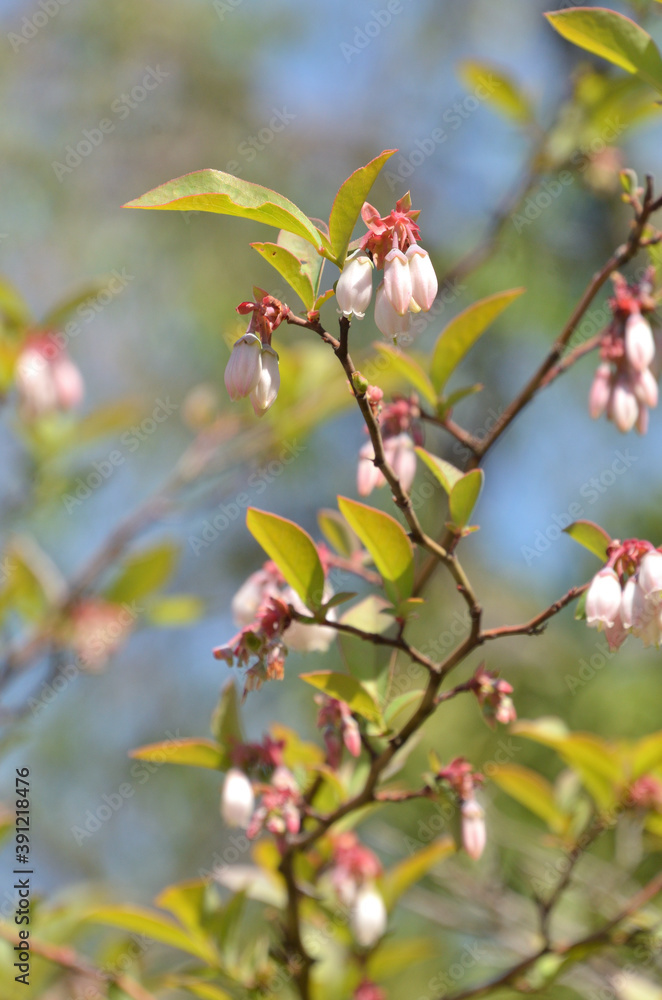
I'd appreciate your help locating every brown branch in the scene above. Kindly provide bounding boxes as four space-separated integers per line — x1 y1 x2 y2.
277 853 315 1000
479 583 588 642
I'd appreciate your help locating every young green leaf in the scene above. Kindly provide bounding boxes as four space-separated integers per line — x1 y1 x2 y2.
90 905 219 964
373 342 437 407
337 496 414 604
459 60 533 125
430 288 524 393
124 170 329 253
277 228 325 299
317 508 362 557
299 670 383 725
211 679 244 749
490 764 568 834
250 242 315 310
449 469 484 529
105 542 179 603
328 149 396 267
414 447 463 494
246 508 325 610
380 838 455 910
146 594 205 626
129 738 226 771
563 520 611 561
545 8 662 93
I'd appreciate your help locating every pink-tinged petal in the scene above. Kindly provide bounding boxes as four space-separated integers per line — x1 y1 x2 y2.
585 568 622 629
406 245 438 311
638 551 662 601
608 380 638 433
250 345 280 417
336 255 374 319
461 798 486 860
374 282 413 342
383 249 412 316
588 363 612 419
224 332 262 400
625 312 655 372
632 367 658 409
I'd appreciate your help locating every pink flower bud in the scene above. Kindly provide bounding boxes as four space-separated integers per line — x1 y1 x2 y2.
383 248 412 316
52 356 85 410
588 363 612 419
585 567 622 629
461 798 486 860
336 254 374 319
250 345 280 417
608 380 638 433
638 550 662 601
632 368 658 409
342 715 362 758
374 283 413 342
625 312 655 372
224 332 262 401
221 768 255 828
384 433 416 492
406 245 438 312
351 884 387 947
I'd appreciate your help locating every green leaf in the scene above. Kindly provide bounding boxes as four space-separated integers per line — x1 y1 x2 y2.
575 589 588 621
449 469 484 529
317 508 361 558
563 520 611 561
129 738 226 771
545 8 662 92
414 448 463 494
90 905 218 964
440 382 484 414
277 228 325 299
165 980 233 1000
631 731 662 779
211 679 244 749
459 60 533 124
124 170 329 254
373 342 437 407
155 880 208 933
146 594 205 626
105 543 179 603
299 670 383 724
381 838 454 910
0 277 31 327
430 288 524 393
383 689 424 730
327 150 396 267
251 242 315 310
367 938 435 979
337 496 414 605
246 507 325 610
490 764 568 833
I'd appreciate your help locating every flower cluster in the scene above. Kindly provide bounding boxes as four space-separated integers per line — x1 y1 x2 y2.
336 194 438 341
316 694 362 765
469 665 516 728
588 272 659 434
437 757 486 860
585 540 662 649
220 735 286 829
215 560 336 692
245 765 302 840
15 332 84 420
223 291 289 416
329 832 387 948
357 393 422 496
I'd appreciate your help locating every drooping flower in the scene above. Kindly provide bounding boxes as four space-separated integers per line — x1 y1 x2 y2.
461 798 486 860
585 568 623 629
624 311 655 372
351 883 387 948
15 334 84 419
383 248 412 316
336 254 374 319
374 282 413 342
224 332 262 401
221 768 255 829
406 245 438 311
250 344 280 417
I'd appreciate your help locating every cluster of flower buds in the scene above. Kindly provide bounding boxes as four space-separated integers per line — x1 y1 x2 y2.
223 291 289 416
336 194 438 342
328 833 387 948
585 540 662 649
357 392 422 497
589 272 659 434
626 774 662 811
316 694 362 765
469 665 516 728
220 735 285 829
215 560 336 692
15 332 84 420
438 757 486 861
246 765 302 840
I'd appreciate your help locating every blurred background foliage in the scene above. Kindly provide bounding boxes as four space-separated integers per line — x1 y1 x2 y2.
0 0 662 997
